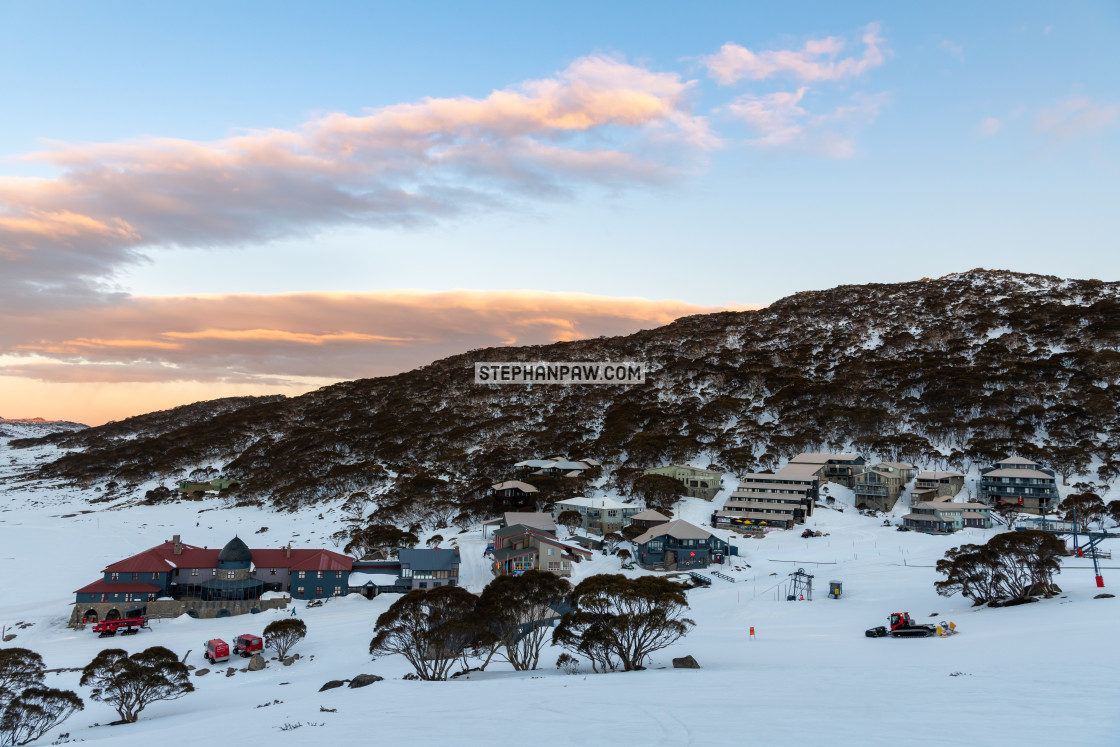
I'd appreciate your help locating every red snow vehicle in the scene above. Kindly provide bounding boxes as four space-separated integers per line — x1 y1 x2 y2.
233 633 263 657
205 639 230 663
91 617 147 637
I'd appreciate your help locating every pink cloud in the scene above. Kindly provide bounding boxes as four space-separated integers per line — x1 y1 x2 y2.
0 56 712 310
0 290 756 386
1036 96 1118 141
702 24 885 85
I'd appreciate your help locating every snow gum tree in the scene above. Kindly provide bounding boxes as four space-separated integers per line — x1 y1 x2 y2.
0 650 44 711
475 571 571 671
263 618 307 659
553 574 694 672
369 586 478 681
1 687 84 747
935 530 1065 606
79 647 193 724
0 648 84 747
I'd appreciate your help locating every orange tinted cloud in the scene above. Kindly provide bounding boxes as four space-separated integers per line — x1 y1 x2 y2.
1 55 713 313
1 289 757 385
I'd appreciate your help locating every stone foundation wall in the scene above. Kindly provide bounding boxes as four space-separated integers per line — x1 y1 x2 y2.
70 596 289 626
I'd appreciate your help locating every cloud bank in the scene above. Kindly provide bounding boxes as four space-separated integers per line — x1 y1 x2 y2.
2 290 749 385
0 55 711 310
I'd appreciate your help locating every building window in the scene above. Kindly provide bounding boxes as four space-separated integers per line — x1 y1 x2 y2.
100 594 107 603
225 571 236 580
317 571 323 579
418 582 427 589
547 547 554 556
191 568 199 576
335 570 342 578
315 586 323 596
110 573 119 581
334 586 342 596
152 572 158 580
548 562 560 571
298 571 306 579
296 586 304 596
402 568 412 578
270 568 277 575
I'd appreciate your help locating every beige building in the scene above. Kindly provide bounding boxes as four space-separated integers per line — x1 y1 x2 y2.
912 471 964 501
789 453 866 488
643 464 724 500
854 462 915 512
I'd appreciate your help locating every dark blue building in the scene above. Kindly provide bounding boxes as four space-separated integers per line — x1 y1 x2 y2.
632 519 730 569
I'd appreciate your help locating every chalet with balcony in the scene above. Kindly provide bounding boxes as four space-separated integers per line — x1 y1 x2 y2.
514 457 599 478
713 467 817 532
489 480 539 510
551 496 643 534
628 509 671 531
912 471 964 501
788 453 866 488
397 548 460 590
632 520 730 570
853 462 915 511
979 456 1059 514
491 524 593 577
642 464 724 500
903 498 992 533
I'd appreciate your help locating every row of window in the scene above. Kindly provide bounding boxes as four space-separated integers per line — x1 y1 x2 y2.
295 586 343 596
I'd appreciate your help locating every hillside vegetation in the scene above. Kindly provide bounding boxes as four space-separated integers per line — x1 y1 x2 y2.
13 270 1120 513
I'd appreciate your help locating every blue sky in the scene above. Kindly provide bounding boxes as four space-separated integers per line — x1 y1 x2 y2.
1 1 1117 422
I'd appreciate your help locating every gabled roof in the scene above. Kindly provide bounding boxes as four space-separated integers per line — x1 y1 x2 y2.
576 458 602 467
554 495 635 511
632 519 717 545
284 549 353 573
106 539 352 574
630 509 670 522
549 460 590 471
916 471 963 480
983 468 1055 479
876 462 917 470
774 463 825 479
996 456 1040 466
515 459 557 468
503 512 556 533
75 580 161 594
103 549 180 574
790 452 862 463
491 480 539 493
495 525 592 557
399 548 460 572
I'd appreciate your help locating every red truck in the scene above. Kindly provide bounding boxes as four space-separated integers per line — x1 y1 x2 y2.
233 633 264 657
204 639 230 664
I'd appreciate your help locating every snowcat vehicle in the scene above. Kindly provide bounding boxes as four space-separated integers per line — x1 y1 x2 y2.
233 633 263 657
91 617 147 637
864 612 937 638
205 639 230 663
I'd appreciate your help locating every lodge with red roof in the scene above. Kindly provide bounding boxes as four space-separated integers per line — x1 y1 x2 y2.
72 534 353 625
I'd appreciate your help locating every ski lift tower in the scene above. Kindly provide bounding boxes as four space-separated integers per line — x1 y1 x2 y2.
787 567 814 601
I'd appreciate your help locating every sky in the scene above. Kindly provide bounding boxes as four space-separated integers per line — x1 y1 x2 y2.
1 1 1118 425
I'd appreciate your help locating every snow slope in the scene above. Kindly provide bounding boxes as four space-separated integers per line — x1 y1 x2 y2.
1 439 1118 746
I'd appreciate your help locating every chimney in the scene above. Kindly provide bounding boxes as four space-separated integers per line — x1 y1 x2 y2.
173 535 182 555
285 544 291 559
